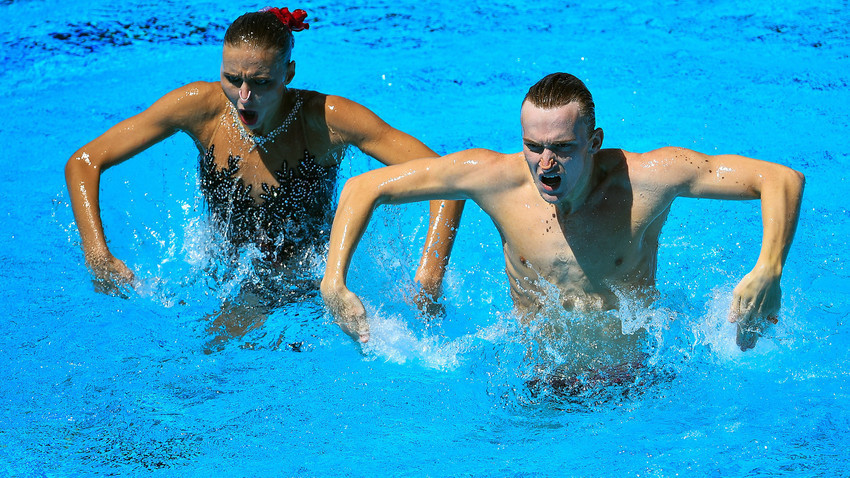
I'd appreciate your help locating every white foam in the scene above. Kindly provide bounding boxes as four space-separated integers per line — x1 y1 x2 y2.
360 302 512 372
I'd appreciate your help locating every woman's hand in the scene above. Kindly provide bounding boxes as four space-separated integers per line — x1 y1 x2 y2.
87 252 135 297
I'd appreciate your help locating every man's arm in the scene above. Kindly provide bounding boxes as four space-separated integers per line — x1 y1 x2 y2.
65 82 217 293
323 95 465 301
321 149 505 342
655 147 805 350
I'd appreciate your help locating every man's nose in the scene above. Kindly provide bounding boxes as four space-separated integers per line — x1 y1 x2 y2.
539 150 556 170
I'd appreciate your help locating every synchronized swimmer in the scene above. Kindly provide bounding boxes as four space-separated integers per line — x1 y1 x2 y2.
321 73 804 370
65 8 804 374
65 7 463 347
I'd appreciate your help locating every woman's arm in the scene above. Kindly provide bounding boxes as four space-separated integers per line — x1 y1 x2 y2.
65 82 219 292
323 95 465 301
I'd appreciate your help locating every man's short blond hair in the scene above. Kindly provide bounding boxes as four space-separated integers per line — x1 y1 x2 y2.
524 73 596 135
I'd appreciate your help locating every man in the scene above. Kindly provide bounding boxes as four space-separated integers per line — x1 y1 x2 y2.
321 73 804 361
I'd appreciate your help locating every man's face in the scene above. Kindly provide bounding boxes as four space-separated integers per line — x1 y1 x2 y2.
520 101 602 206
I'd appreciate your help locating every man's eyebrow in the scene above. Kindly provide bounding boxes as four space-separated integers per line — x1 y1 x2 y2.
522 138 576 146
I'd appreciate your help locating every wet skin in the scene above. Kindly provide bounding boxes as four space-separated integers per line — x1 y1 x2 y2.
322 101 804 354
65 42 464 313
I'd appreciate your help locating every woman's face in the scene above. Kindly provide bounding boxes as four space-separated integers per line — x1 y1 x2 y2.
220 44 295 134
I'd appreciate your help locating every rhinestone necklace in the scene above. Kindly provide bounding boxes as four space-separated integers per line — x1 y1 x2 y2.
227 91 303 153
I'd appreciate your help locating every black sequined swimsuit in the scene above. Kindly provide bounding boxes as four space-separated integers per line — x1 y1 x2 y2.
198 145 339 262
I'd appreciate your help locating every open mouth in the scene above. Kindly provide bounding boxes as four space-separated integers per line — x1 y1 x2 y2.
238 109 258 126
540 173 561 190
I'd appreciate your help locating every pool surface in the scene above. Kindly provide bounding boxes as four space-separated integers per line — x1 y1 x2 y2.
2 0 849 475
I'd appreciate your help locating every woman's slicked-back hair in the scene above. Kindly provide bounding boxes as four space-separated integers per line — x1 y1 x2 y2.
523 73 596 134
224 11 294 59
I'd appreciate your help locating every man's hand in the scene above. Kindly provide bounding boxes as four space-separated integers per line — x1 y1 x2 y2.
729 266 781 351
321 281 370 343
87 253 135 297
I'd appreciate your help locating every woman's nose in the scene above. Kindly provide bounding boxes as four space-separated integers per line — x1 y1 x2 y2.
239 84 252 102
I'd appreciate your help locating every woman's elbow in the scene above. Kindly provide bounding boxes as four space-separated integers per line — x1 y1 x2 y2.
65 152 87 182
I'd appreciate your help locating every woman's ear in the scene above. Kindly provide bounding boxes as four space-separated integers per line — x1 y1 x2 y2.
284 61 296 85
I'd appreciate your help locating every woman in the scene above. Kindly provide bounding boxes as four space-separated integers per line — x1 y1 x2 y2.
65 7 463 340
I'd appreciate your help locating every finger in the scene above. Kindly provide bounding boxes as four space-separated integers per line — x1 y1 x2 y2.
728 296 742 323
354 316 370 343
338 316 368 343
340 323 361 342
123 268 136 284
92 277 113 295
737 299 759 327
736 323 759 351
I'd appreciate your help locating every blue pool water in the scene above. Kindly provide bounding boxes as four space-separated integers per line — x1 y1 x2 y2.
2 0 849 475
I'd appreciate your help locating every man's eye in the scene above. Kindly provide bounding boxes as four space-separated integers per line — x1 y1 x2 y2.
226 76 242 86
525 143 543 152
254 79 270 86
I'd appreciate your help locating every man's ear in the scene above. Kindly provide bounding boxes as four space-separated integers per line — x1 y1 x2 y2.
589 127 604 154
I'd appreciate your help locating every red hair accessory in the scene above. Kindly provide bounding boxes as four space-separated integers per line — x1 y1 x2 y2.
261 7 310 31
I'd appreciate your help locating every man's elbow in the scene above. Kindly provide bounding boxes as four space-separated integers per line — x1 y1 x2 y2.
792 168 806 191
340 174 384 208
783 167 806 198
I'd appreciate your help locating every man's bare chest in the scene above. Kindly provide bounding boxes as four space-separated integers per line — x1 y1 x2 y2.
493 188 661 291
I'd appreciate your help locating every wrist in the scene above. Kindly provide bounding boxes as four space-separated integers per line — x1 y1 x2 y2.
413 271 444 298
753 260 783 279
84 246 112 264
320 275 347 294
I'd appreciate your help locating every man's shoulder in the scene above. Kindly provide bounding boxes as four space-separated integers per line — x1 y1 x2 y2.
604 147 699 194
622 146 700 165
602 147 692 174
452 149 525 177
451 148 519 162
429 149 527 196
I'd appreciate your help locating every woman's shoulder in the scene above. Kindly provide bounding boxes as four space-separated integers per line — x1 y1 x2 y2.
126 81 225 144
292 88 328 127
166 81 225 111
300 91 376 118
150 81 226 130
294 90 377 140
294 88 327 111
